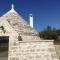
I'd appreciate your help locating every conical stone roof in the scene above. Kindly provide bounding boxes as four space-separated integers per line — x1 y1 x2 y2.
0 4 39 36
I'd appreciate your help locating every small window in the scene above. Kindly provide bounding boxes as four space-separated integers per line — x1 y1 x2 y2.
18 36 22 41
0 26 6 33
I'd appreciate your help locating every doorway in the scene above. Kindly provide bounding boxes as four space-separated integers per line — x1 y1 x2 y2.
0 36 9 60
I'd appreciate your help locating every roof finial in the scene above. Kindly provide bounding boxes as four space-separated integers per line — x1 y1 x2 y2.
9 4 16 12
11 4 14 9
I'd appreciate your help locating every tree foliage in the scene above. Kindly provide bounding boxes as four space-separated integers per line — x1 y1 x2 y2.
39 26 60 44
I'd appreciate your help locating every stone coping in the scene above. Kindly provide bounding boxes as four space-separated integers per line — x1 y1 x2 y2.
19 40 54 43
19 32 39 36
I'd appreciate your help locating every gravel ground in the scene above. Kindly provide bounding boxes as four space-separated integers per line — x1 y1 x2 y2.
0 57 8 60
0 51 8 60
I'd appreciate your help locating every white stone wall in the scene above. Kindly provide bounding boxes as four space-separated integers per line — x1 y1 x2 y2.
55 45 60 60
9 41 59 60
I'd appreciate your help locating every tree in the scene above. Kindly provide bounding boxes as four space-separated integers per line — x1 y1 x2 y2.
39 26 59 44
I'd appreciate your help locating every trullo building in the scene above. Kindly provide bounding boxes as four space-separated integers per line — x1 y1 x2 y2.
0 4 59 60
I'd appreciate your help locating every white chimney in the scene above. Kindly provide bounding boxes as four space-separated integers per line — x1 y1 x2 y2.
29 13 33 28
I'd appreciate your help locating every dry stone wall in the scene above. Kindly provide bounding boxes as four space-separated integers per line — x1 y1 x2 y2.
55 45 60 60
9 41 59 60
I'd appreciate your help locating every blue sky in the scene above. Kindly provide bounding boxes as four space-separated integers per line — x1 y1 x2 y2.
0 0 60 31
